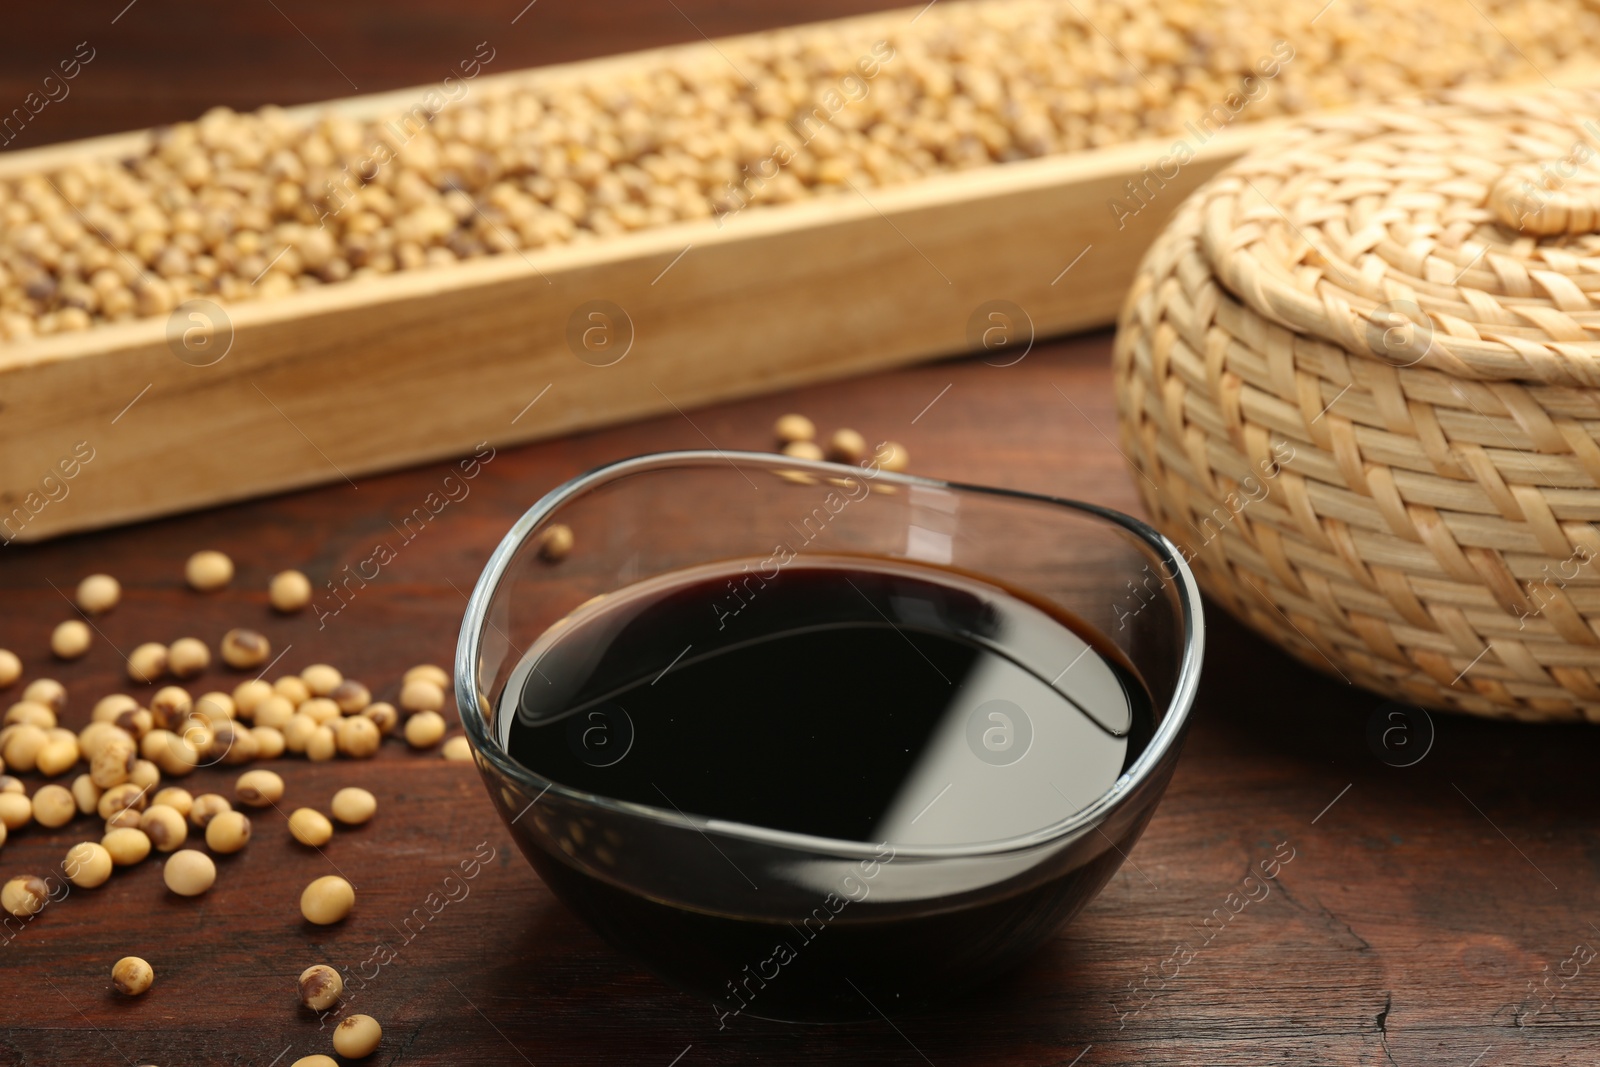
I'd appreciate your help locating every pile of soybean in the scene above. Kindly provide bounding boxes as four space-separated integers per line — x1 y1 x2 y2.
3 0 1597 338
0 548 488 1065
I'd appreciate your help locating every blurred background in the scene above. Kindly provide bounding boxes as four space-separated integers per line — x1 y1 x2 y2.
0 1 898 149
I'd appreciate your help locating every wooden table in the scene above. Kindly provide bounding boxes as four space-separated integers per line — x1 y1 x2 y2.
5 4 1599 1065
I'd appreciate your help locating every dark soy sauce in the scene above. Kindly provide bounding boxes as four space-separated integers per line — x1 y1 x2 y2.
497 555 1157 1020
503 557 1151 844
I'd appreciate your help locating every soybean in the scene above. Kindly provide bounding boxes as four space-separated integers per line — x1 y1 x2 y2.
112 956 154 995
330 680 370 714
399 679 445 713
127 643 169 683
362 702 398 736
81 720 134 756
827 428 868 464
77 574 121 615
102 826 152 866
232 678 274 718
208 721 257 765
120 707 154 739
774 413 816 444
51 620 92 660
143 729 199 777
220 628 270 669
2 875 49 917
305 725 337 762
877 441 910 472
90 735 137 788
149 685 191 728
205 810 252 853
185 550 233 591
298 963 344 1010
404 710 446 749
270 569 312 613
195 690 236 722
300 875 355 925
235 769 283 807
72 773 103 815
188 793 231 829
0 792 33 830
300 664 342 697
538 523 574 561
282 713 318 753
335 716 380 759
288 807 333 846
330 787 376 825
2 724 47 771
252 725 286 759
64 841 113 888
274 675 311 705
35 733 80 777
93 693 138 722
129 758 161 789
299 697 340 725
332 1014 382 1058
4 701 53 728
140 804 189 851
254 695 297 731
151 787 193 816
162 849 216 896
166 637 210 678
32 784 76 828
22 679 65 711
98 782 148 819
402 664 449 689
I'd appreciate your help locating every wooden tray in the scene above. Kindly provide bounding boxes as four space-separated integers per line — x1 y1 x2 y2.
0 17 1574 542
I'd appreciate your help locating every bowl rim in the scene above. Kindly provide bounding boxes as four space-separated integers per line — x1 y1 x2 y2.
455 449 1204 861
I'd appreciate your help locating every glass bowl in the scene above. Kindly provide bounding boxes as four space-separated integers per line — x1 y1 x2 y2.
455 450 1204 1023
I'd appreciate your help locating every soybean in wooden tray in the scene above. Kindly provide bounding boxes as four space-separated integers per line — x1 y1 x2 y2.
1 0 1597 540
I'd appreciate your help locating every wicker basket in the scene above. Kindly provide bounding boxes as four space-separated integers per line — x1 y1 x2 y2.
1113 88 1600 721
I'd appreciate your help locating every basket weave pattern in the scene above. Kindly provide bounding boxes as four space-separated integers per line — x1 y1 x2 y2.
1113 89 1600 721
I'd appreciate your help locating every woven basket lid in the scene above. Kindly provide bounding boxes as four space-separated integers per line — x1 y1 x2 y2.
1197 88 1600 388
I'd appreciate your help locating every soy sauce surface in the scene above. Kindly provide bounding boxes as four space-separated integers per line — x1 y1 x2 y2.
501 556 1152 847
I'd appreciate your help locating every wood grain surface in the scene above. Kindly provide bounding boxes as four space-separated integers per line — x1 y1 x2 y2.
4 334 1598 1066
3 3 1598 1066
